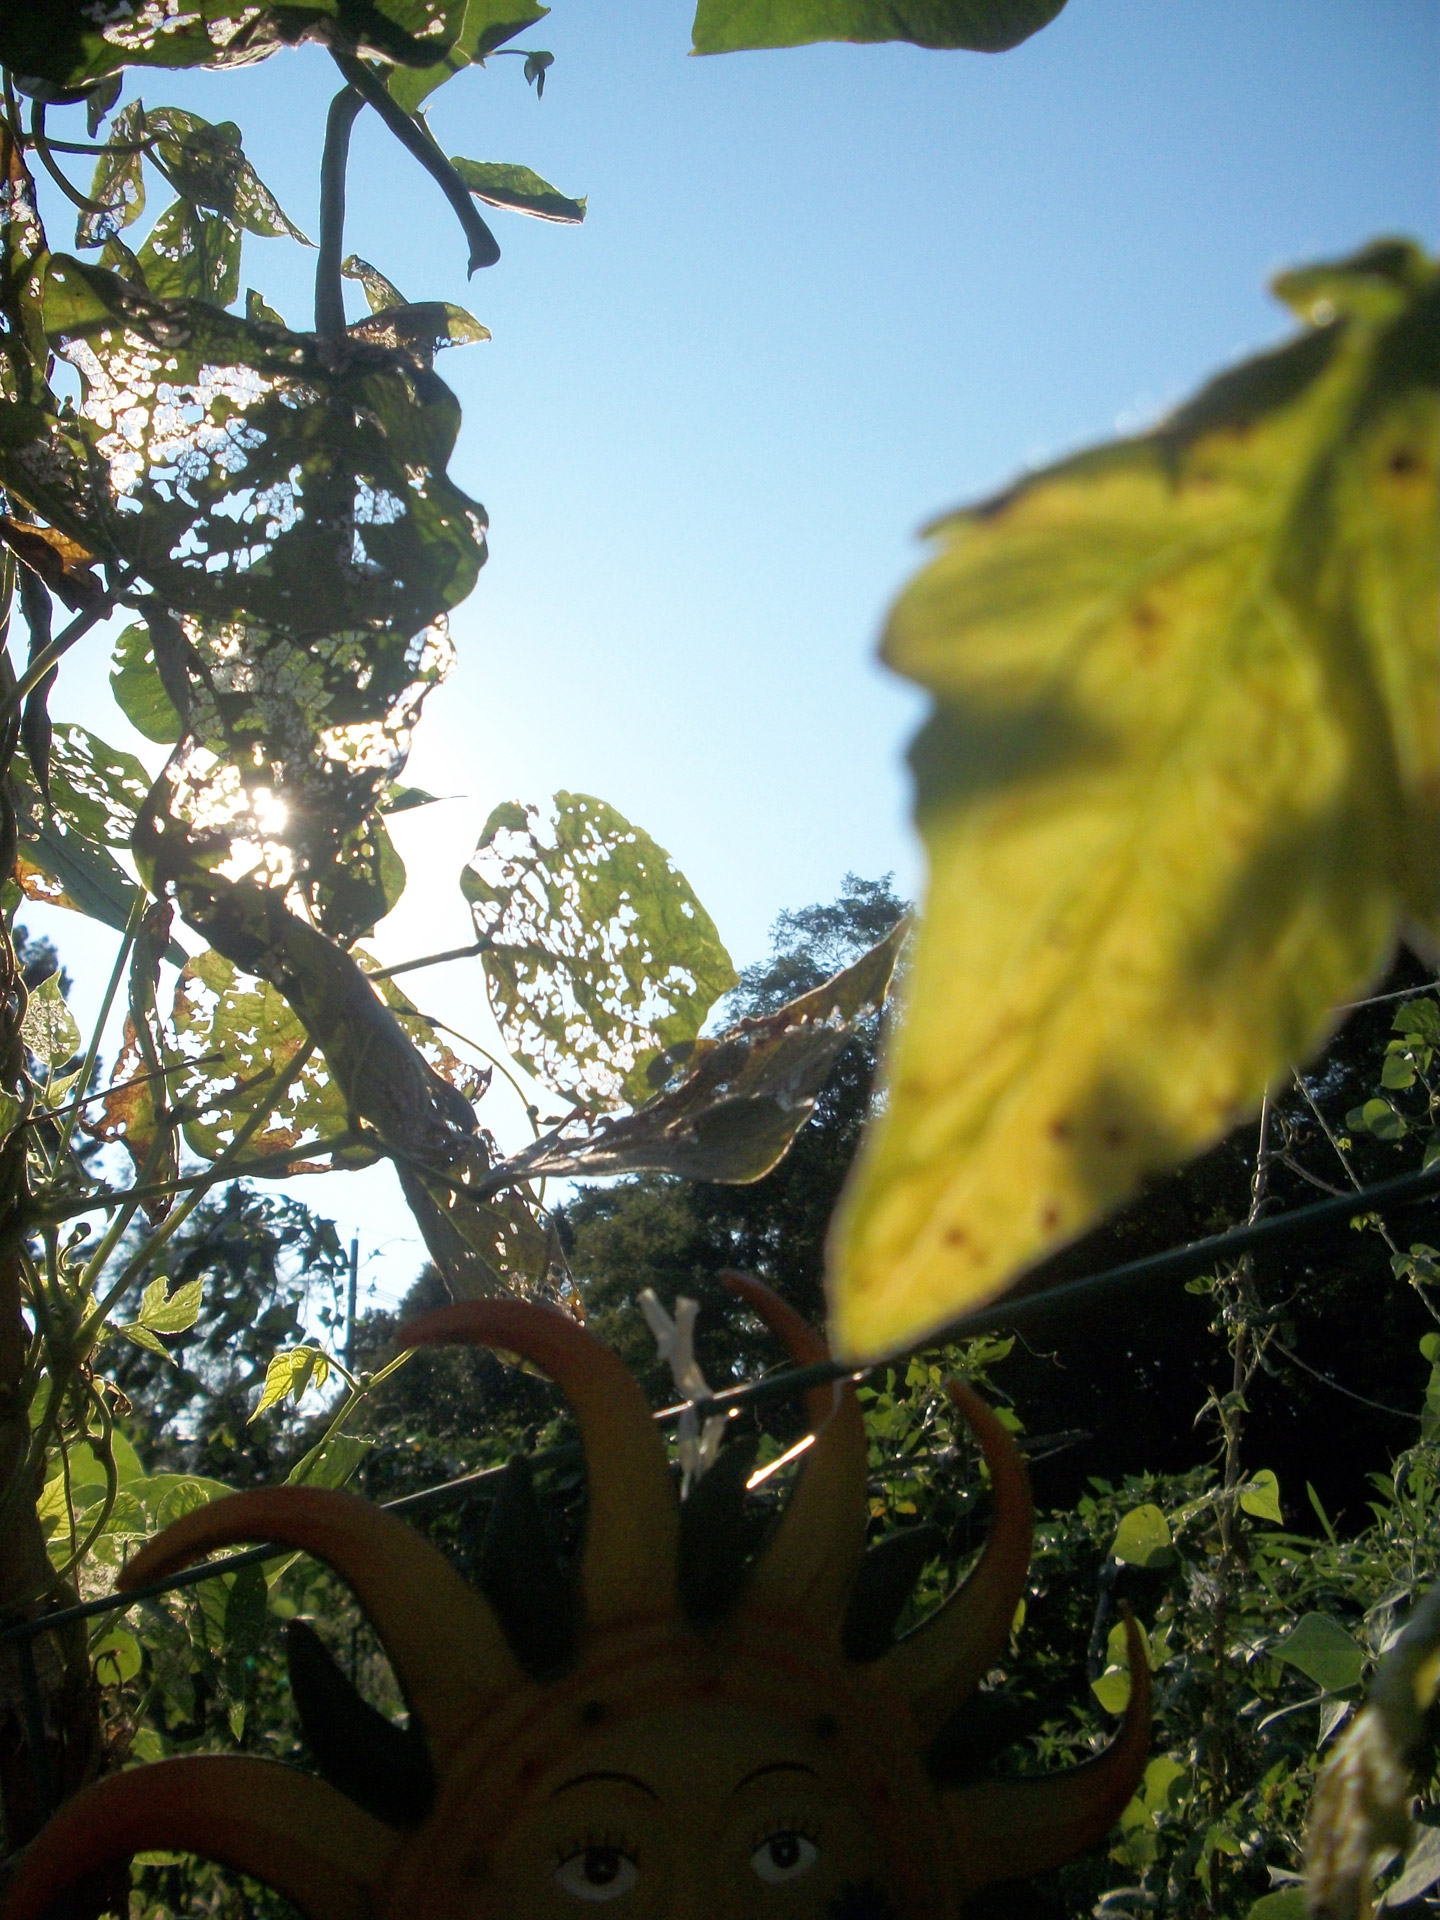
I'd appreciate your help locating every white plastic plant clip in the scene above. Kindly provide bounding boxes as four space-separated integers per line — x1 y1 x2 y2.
638 1288 727 1496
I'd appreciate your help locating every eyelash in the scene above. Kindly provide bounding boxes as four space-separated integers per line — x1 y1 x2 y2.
555 1829 639 1868
751 1814 819 1852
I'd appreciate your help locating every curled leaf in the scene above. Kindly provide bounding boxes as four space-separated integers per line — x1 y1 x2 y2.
507 917 906 1183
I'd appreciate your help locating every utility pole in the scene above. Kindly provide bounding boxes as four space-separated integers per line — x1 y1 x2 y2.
345 1236 359 1373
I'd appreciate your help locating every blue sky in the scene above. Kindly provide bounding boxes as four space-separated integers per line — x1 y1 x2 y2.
26 0 1439 1304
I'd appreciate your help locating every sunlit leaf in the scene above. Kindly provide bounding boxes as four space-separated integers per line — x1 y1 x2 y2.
508 918 907 1183
21 971 81 1068
39 724 151 846
830 241 1439 1358
250 1345 331 1420
287 1432 374 1490
136 1274 204 1334
1110 1504 1173 1568
142 109 309 242
691 0 1066 53
91 1626 143 1686
450 157 585 224
245 287 286 326
14 825 158 949
166 949 360 1168
462 792 738 1107
110 620 183 745
1240 1468 1283 1524
342 253 407 314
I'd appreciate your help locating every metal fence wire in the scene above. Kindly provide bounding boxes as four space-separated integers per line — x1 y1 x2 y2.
3 1155 1437 1649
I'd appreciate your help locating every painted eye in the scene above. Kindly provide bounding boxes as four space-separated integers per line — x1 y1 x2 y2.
554 1845 639 1902
750 1830 819 1885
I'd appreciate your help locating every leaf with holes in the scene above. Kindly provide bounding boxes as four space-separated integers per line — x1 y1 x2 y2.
136 199 244 308
462 793 737 1107
39 724 151 846
830 242 1439 1358
691 0 1066 52
167 950 361 1169
77 101 147 251
21 972 81 1069
18 256 487 642
0 0 449 88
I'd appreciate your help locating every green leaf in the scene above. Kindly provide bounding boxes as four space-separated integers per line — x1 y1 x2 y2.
463 792 738 1107
166 951 361 1169
245 288 286 327
386 0 550 113
250 1346 331 1421
347 300 491 353
1239 1467 1283 1524
136 199 243 308
691 0 1066 53
342 253 408 314
15 824 151 946
1277 1612 1366 1693
1394 997 1440 1044
504 919 908 1184
223 1562 267 1656
287 1432 375 1490
77 101 147 250
0 1 447 90
449 158 585 224
1381 1046 1418 1089
21 972 81 1068
110 622 183 745
118 1323 172 1359
1248 1893 1308 1920
1110 1504 1173 1568
137 1275 204 1335
1360 1097 1410 1142
1091 1666 1132 1714
28 255 487 642
91 1625 143 1686
40 724 151 846
830 241 1439 1357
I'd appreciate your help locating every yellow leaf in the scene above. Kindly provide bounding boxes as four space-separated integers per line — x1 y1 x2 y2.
830 241 1439 1358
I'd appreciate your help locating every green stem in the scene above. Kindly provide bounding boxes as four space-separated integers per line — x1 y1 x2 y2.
52 894 143 1169
329 51 499 273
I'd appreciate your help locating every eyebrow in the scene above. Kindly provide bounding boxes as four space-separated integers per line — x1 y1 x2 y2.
552 1771 659 1801
731 1761 820 1794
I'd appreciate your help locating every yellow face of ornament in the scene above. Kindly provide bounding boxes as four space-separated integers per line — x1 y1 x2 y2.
486 1702 882 1917
5 1279 1147 1920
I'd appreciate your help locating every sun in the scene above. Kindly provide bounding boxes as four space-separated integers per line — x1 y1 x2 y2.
4 1277 1148 1920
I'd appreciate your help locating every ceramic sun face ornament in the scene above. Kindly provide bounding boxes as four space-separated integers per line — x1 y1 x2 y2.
4 1278 1148 1920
